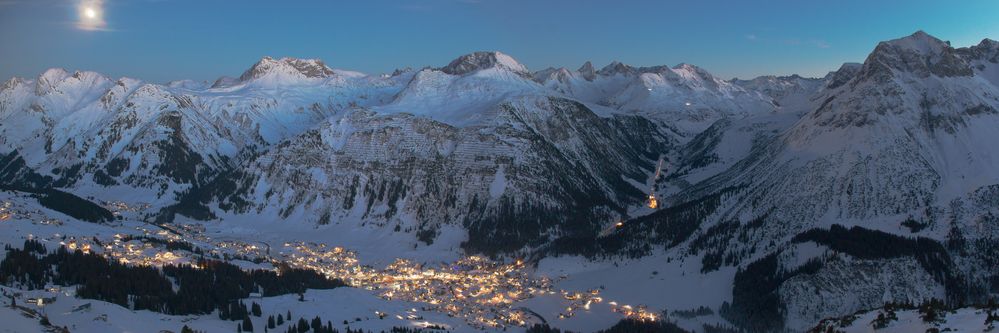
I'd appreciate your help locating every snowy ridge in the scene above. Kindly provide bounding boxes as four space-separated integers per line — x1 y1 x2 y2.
0 57 413 204
536 61 778 136
441 51 530 76
237 56 336 85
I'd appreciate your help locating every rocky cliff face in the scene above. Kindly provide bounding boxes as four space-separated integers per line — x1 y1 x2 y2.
192 97 667 254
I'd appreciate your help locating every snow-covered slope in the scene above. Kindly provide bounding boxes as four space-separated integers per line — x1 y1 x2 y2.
537 61 777 136
732 74 824 114
683 31 999 229
632 31 999 331
145 51 688 256
810 305 999 333
0 57 412 204
187 96 669 255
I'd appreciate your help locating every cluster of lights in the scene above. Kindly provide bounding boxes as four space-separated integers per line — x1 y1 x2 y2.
608 302 659 321
282 242 554 329
6 201 663 330
0 200 61 225
281 242 658 329
102 201 151 217
0 201 11 221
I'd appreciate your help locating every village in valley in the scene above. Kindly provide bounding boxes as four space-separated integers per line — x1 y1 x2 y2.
0 194 661 332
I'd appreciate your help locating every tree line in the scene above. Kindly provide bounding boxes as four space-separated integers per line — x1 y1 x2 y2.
0 239 345 315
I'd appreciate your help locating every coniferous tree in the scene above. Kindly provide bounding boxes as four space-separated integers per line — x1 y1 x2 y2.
242 317 254 332
252 302 262 317
268 315 276 329
311 316 322 332
297 318 308 333
277 314 284 325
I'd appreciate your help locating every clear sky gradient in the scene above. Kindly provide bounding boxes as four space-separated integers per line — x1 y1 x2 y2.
2 0 998 83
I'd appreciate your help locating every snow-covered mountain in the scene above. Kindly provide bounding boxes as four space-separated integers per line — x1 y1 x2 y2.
536 61 777 136
732 74 824 114
168 52 673 255
620 31 999 331
3 32 999 332
675 31 999 231
0 56 412 204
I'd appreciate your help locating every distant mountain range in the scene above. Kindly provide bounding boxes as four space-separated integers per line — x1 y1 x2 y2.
2 31 998 331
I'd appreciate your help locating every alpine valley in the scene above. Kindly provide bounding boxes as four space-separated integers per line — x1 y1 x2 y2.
1 31 999 333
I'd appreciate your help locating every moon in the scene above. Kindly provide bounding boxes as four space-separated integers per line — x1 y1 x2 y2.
77 1 106 31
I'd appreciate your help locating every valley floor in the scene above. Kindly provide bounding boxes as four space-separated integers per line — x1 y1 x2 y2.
0 190 716 332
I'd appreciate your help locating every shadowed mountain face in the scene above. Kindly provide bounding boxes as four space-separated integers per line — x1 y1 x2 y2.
630 31 999 331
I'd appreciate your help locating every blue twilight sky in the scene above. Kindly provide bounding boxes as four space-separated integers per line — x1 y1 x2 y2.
1 0 998 83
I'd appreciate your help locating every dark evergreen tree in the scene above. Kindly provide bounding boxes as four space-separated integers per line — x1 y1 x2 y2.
311 316 322 332
296 317 308 333
919 299 946 323
252 302 262 317
242 317 254 332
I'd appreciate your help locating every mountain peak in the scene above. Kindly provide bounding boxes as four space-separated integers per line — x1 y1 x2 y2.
532 67 573 84
823 62 863 90
2 77 25 91
959 38 999 63
598 61 634 76
671 63 711 76
238 56 335 83
577 61 596 81
881 30 950 56
440 51 529 75
862 31 972 78
34 68 97 95
36 68 70 93
979 38 999 49
672 63 701 71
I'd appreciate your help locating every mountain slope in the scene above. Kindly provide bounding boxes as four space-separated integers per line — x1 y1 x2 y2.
637 31 999 331
0 57 412 203
174 55 674 255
